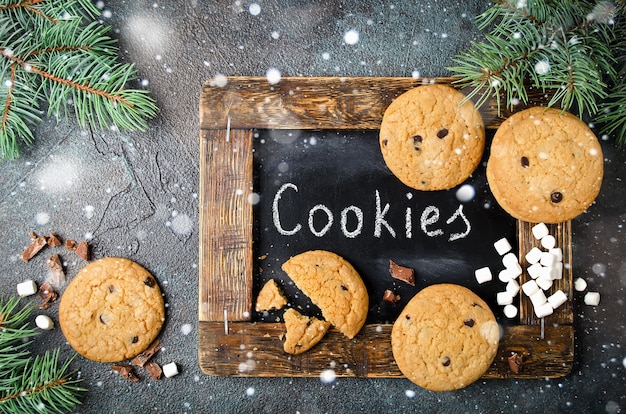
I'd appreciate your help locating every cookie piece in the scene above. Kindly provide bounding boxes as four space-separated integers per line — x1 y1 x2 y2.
59 257 165 363
255 279 288 312
282 308 331 355
379 84 485 191
391 284 499 391
281 250 368 339
487 107 603 223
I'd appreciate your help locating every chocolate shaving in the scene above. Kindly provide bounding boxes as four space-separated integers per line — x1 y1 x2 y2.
145 361 163 380
389 260 415 286
20 236 48 262
74 240 90 261
38 282 58 310
46 254 65 287
508 352 523 374
111 364 139 382
382 289 400 303
131 340 162 367
47 232 62 247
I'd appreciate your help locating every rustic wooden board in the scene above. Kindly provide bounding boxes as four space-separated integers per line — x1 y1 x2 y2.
198 76 574 379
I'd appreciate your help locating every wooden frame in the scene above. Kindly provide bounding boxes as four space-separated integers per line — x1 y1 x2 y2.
198 77 574 378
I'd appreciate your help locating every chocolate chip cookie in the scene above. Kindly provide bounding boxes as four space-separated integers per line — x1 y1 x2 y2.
379 84 485 191
391 284 499 391
487 107 603 223
59 257 165 362
281 250 368 339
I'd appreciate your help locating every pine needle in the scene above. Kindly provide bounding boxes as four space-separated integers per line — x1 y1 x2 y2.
0 297 85 414
0 0 157 160
448 0 626 144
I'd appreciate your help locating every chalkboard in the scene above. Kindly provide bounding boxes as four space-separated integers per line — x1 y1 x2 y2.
252 129 516 324
198 77 574 379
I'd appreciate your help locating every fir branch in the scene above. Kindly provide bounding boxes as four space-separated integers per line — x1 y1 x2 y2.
0 297 85 414
448 0 626 144
0 0 157 160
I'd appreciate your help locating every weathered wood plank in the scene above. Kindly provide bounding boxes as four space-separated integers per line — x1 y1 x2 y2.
518 221 573 326
198 321 573 379
199 76 539 131
198 128 254 322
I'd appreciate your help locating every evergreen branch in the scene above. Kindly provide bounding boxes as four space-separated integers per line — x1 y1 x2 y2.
0 297 85 414
448 0 626 143
0 1 158 159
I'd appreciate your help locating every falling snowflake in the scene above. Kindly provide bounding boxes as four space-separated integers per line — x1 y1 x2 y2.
343 29 359 45
534 60 551 75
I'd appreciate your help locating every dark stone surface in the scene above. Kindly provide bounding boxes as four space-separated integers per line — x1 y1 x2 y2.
0 1 624 413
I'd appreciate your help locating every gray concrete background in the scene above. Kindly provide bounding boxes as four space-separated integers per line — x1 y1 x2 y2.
1 1 624 413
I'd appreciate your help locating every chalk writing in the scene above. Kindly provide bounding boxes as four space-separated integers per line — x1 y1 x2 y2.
272 182 471 241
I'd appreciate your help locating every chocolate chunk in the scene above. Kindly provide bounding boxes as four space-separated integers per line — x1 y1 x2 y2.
38 282 58 310
412 135 423 151
46 254 65 287
111 364 139 382
144 277 155 288
464 318 475 327
131 340 162 367
74 240 90 261
47 233 62 247
437 128 449 139
508 352 523 374
131 336 139 344
340 285 348 291
551 191 563 203
389 260 415 286
520 156 529 168
441 356 451 366
20 236 48 262
108 285 115 293
145 361 163 380
65 239 77 251
382 139 388 147
382 289 400 303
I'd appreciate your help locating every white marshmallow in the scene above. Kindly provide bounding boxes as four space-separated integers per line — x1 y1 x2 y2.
35 315 54 330
498 269 513 283
525 247 543 265
494 237 512 255
540 252 556 268
506 279 520 296
506 262 523 278
503 304 518 318
536 276 553 291
497 291 514 306
502 252 519 269
522 280 540 296
529 289 547 307
17 280 38 297
474 267 492 284
584 292 600 306
531 222 550 240
547 290 567 309
540 235 556 249
551 262 563 280
537 265 553 280
549 247 563 262
162 362 179 378
534 302 554 318
574 277 588 292
527 263 543 279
